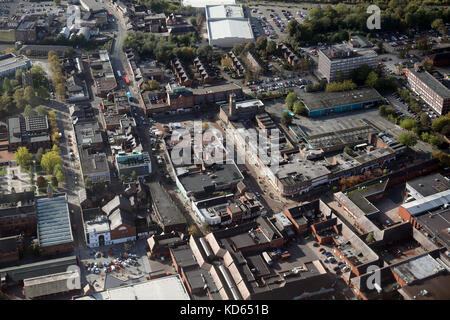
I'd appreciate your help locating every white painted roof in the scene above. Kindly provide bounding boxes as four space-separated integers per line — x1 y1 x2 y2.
206 4 244 19
401 189 450 216
208 19 253 41
182 0 235 8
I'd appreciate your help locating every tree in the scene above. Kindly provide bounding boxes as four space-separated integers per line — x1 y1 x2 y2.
281 111 293 126
13 89 26 110
120 174 127 183
148 80 160 91
24 105 36 118
420 113 431 129
85 177 93 189
14 147 32 168
52 144 60 154
432 150 450 167
131 171 137 181
54 0 61 6
400 118 418 131
188 225 198 236
24 86 38 107
2 77 12 95
285 92 297 110
293 101 307 116
344 146 355 157
35 148 44 164
432 115 450 134
35 105 47 116
124 243 131 252
55 169 64 183
365 71 378 88
51 176 58 188
37 86 49 100
398 132 417 147
365 232 375 244
40 151 62 174
36 176 47 189
63 47 74 58
15 69 23 83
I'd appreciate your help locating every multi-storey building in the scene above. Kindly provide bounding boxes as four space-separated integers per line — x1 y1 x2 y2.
318 44 377 82
405 66 450 115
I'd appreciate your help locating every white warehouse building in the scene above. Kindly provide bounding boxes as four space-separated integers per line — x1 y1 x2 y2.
205 4 254 48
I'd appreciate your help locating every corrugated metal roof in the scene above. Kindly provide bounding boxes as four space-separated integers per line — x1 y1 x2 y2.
36 195 73 247
401 189 450 216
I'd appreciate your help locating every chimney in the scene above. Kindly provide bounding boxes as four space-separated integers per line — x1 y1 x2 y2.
228 93 236 117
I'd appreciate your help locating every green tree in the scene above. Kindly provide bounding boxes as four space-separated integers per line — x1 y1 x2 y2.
432 150 450 167
85 177 92 189
37 86 49 100
40 151 62 174
344 146 355 157
15 69 23 83
36 175 47 189
24 105 36 118
281 111 293 126
14 147 32 168
13 89 26 110
120 174 127 183
131 171 137 181
285 92 298 110
293 101 307 116
35 105 47 116
35 148 44 164
365 71 378 88
148 80 160 91
400 118 418 131
365 232 375 244
2 77 12 94
63 47 75 58
24 86 38 107
398 132 418 147
51 176 58 188
55 169 64 183
432 115 450 134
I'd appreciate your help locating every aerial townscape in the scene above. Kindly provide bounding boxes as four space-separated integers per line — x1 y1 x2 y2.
0 0 449 303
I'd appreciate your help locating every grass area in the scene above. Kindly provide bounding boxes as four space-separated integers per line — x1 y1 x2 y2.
0 167 6 176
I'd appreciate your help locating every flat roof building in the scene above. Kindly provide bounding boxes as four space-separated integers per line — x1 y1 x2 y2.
76 275 190 300
206 4 254 48
406 173 450 199
318 44 377 82
299 88 383 117
115 150 152 179
23 270 81 299
0 53 31 79
182 0 235 8
405 67 450 115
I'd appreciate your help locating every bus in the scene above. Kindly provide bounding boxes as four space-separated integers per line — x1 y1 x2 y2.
124 76 130 84
117 70 121 78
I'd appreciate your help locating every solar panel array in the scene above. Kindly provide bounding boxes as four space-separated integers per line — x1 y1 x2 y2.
36 195 73 248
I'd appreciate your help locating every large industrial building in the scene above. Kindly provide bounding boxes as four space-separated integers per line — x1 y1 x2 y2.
299 88 384 117
0 53 31 79
182 0 236 8
205 4 254 48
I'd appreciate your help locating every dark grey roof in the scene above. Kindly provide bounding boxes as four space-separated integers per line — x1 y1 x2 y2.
0 235 19 254
416 208 450 250
406 173 450 197
300 88 383 111
149 182 186 227
408 68 450 99
0 256 77 282
171 244 198 269
102 195 132 216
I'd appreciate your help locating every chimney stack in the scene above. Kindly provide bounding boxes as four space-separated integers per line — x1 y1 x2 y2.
228 93 236 117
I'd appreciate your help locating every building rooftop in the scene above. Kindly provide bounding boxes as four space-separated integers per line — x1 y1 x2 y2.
0 256 78 282
0 53 31 76
206 4 244 19
401 189 450 217
346 179 389 215
149 182 186 227
79 275 190 300
36 195 73 248
0 235 19 254
300 88 383 111
273 154 330 186
182 0 235 8
398 274 450 300
177 163 243 196
75 121 103 146
80 149 109 176
392 254 446 285
406 173 450 198
207 19 253 43
407 68 450 99
23 270 81 299
416 208 450 250
321 44 377 60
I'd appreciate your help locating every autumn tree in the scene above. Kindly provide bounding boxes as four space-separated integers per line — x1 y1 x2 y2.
14 147 32 168
41 151 62 175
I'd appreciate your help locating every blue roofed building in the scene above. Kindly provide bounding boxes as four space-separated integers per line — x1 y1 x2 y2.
36 193 74 256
